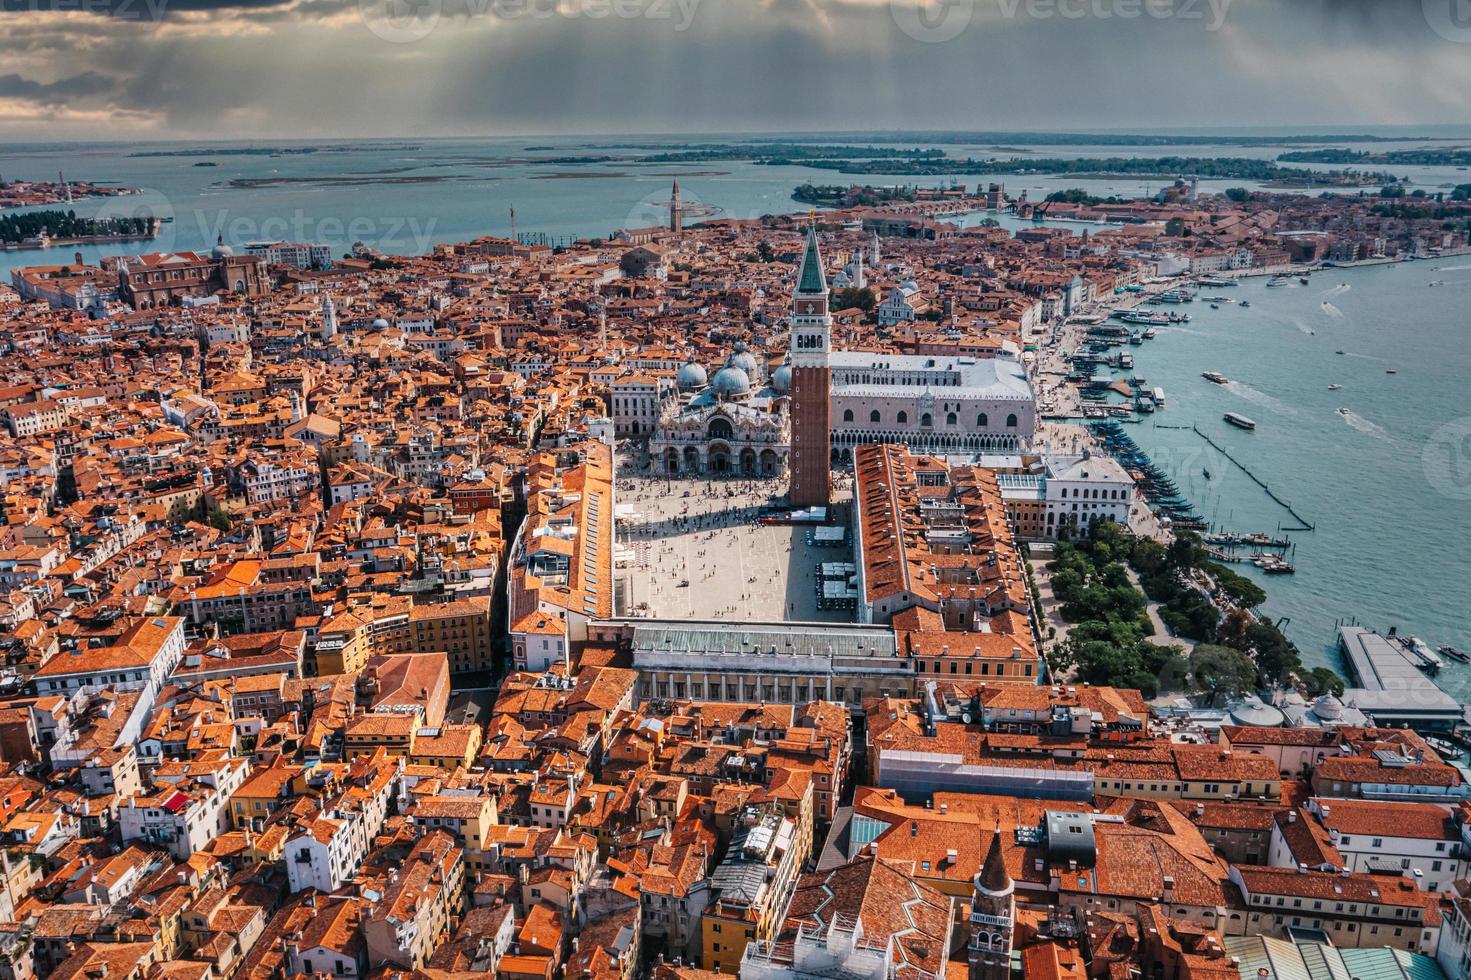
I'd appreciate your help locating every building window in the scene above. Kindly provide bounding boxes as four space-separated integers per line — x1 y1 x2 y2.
869 410 881 424
1006 413 1018 428
843 409 854 422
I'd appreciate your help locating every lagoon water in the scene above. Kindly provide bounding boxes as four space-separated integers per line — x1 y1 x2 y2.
1114 264 1471 692
4 133 1471 688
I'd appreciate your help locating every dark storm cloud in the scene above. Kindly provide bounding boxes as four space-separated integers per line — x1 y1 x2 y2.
0 0 293 16
2 0 1470 137
0 71 116 103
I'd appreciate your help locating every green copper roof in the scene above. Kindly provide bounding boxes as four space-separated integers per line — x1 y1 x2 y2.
797 224 826 294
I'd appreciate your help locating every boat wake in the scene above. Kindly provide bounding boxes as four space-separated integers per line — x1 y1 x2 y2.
1319 301 1345 319
1321 283 1352 298
1224 380 1292 415
1155 326 1206 337
1434 263 1471 272
1288 317 1315 336
1338 409 1390 441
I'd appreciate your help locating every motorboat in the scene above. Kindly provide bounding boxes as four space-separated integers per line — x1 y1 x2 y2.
1202 371 1229 385
1223 412 1256 430
1327 384 1342 390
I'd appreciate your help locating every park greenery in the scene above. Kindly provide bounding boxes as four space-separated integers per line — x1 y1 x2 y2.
1045 523 1342 702
0 209 153 245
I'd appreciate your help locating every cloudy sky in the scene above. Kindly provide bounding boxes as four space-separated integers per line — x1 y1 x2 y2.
3 0 1471 140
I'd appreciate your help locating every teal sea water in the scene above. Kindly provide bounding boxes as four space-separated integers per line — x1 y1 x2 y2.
1113 265 1471 692
3 133 1470 688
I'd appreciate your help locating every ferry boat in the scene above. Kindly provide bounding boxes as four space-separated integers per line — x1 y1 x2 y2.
1117 310 1171 326
1157 289 1195 303
1142 328 1157 339
1194 277 1234 287
1202 371 1229 385
1266 276 1293 287
1327 384 1342 391
1223 412 1256 430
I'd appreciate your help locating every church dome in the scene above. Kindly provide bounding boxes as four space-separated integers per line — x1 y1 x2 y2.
211 236 234 259
725 345 760 380
371 317 390 330
711 366 751 399
770 364 793 394
1312 693 1344 720
676 361 708 391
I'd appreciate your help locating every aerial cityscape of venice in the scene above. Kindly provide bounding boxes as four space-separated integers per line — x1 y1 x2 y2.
3 1 1471 978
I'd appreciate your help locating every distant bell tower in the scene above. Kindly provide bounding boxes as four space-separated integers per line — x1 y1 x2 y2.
670 178 682 235
789 220 831 509
321 292 337 342
968 827 1015 980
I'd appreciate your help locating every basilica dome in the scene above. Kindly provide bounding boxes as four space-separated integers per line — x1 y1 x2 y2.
711 366 751 399
770 364 793 394
676 361 708 391
725 342 760 380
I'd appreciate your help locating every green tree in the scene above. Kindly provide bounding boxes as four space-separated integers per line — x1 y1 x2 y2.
1190 644 1258 702
1224 187 1250 202
1302 666 1346 698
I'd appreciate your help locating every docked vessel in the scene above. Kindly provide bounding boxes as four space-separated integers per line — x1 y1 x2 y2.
1440 645 1470 664
1157 288 1195 303
1116 310 1171 326
1400 635 1444 674
1223 412 1256 430
1202 371 1229 385
1151 386 1165 405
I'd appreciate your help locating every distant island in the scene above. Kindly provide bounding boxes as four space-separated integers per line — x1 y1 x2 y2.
0 176 143 211
594 142 945 165
1278 147 1471 166
783 154 1390 186
792 183 920 207
0 208 157 246
128 144 421 157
